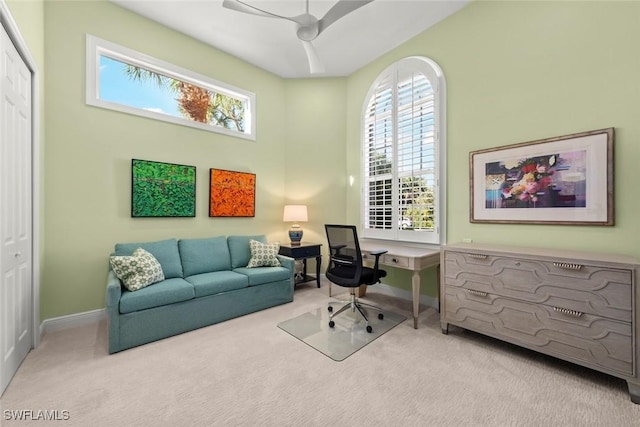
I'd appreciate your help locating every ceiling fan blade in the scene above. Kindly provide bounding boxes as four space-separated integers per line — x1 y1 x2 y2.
317 0 374 35
300 40 325 74
222 0 297 22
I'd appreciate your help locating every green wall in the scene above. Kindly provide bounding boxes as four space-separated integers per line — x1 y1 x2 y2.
6 0 640 320
346 0 640 296
284 78 348 270
40 1 290 320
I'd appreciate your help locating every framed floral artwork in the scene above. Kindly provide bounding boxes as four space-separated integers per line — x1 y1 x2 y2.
470 128 614 225
209 169 256 217
131 159 196 217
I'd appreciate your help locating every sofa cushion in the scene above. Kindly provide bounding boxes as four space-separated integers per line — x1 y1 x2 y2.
234 266 291 286
228 235 267 268
119 278 194 314
185 271 249 298
179 236 231 277
246 239 281 268
115 239 183 279
110 248 165 291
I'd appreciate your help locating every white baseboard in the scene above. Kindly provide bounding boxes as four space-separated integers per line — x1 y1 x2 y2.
40 308 106 336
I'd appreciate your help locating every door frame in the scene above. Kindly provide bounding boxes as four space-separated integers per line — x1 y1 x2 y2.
0 0 41 349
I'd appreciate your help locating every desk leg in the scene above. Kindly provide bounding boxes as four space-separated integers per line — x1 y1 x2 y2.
412 271 420 329
436 264 441 313
315 255 321 288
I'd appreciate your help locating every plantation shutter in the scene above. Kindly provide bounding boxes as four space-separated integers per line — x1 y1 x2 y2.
396 70 436 232
362 57 442 244
363 74 394 231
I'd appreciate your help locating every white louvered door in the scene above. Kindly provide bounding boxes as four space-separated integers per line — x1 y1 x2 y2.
0 23 33 396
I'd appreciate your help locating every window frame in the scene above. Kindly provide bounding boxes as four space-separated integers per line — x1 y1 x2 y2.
360 56 446 245
85 34 256 140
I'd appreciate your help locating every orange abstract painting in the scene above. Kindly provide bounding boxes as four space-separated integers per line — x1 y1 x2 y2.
209 169 256 217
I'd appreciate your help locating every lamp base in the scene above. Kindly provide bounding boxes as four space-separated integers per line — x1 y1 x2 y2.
288 224 303 245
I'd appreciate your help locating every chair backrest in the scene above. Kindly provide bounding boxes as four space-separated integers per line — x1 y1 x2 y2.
324 224 364 287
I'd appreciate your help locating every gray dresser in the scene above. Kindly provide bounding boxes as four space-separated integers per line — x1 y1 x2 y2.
440 243 639 403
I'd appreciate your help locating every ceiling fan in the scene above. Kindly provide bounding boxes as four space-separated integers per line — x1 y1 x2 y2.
222 0 374 74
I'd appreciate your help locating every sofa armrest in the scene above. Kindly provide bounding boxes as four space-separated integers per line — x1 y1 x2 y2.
106 269 123 353
277 254 295 272
277 255 295 291
106 270 122 312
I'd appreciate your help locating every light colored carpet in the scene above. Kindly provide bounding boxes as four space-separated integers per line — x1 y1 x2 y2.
1 281 640 426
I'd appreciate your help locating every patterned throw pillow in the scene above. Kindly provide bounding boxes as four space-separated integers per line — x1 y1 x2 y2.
110 248 165 291
246 240 281 268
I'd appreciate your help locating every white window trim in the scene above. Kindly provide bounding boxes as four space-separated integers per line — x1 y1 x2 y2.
360 56 447 246
85 34 256 141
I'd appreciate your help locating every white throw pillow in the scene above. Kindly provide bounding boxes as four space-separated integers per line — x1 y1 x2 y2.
110 248 165 291
246 240 281 268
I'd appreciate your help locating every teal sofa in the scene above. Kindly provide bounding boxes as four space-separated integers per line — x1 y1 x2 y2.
106 235 294 353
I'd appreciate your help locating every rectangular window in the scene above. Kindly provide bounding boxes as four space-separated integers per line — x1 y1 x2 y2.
86 35 255 140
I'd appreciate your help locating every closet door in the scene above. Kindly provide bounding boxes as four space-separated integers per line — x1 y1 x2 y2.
0 23 32 395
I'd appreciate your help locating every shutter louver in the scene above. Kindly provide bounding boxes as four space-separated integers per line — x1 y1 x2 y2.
396 71 436 232
364 75 393 230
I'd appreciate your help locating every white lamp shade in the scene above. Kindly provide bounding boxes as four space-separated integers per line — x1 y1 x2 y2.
283 205 308 222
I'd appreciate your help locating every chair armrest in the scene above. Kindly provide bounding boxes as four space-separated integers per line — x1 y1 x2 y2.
366 249 388 282
368 249 388 257
329 244 347 256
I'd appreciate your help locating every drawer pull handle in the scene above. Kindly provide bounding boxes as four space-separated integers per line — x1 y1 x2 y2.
467 253 487 259
553 262 582 270
392 258 398 263
553 307 583 317
466 289 488 297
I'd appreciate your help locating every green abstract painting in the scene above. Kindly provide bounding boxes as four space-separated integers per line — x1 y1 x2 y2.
131 159 196 217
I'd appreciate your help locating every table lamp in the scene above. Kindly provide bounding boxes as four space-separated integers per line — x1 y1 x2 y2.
283 205 308 245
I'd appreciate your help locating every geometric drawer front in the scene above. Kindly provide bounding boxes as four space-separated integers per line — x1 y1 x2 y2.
444 251 632 323
444 285 634 377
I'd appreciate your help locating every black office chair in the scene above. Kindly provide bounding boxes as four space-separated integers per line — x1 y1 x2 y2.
324 224 387 333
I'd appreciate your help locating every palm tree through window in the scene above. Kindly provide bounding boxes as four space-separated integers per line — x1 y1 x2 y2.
86 35 255 140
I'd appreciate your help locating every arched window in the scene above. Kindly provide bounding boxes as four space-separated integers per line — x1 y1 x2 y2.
361 57 446 245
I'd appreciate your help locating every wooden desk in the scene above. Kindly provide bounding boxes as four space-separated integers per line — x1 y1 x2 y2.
359 240 441 329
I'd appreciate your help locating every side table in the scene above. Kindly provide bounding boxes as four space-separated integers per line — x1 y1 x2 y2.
278 242 322 288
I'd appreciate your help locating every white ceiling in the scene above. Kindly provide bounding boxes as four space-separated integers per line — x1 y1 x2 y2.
110 0 469 78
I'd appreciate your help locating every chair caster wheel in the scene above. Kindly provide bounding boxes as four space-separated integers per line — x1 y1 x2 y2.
378 313 384 320
366 325 373 333
329 320 335 328
328 306 333 313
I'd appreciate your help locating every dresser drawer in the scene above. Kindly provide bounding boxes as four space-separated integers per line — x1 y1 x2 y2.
444 285 633 376
444 251 632 322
